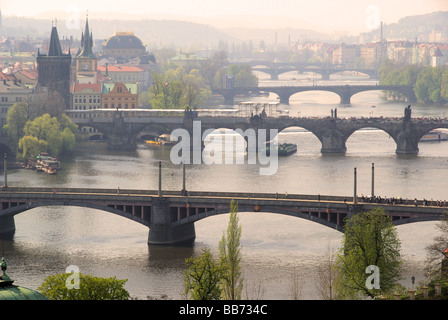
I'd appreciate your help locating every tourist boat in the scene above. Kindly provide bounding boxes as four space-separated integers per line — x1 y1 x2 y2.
420 130 448 142
36 153 61 173
145 134 176 146
145 139 161 145
158 134 176 146
266 142 297 156
43 166 57 175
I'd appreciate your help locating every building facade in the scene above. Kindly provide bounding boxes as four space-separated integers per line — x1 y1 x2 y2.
101 82 138 109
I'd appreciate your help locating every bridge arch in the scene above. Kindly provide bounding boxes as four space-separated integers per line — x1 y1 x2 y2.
289 90 341 104
172 207 343 232
0 201 150 227
416 127 448 142
345 126 398 154
271 126 322 153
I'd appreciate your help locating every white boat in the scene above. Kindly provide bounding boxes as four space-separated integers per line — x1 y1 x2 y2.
420 130 448 142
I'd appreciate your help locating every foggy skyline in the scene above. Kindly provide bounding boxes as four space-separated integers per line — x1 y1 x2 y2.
0 0 447 35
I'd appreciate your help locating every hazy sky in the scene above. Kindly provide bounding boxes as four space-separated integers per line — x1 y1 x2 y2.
1 0 447 33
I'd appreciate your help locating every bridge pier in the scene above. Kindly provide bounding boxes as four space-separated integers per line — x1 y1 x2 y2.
319 127 347 154
148 198 196 245
105 133 137 150
278 94 290 105
0 215 15 240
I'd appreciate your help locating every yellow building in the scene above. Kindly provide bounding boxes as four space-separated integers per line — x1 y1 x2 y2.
101 82 138 109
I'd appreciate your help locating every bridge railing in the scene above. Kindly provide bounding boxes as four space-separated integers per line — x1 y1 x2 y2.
65 104 293 120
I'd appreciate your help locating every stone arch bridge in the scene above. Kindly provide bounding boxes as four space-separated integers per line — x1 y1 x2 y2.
67 107 448 154
0 187 445 245
213 84 416 105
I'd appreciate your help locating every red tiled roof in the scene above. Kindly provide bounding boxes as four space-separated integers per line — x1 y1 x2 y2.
16 70 38 80
97 65 143 72
0 72 16 81
71 83 102 93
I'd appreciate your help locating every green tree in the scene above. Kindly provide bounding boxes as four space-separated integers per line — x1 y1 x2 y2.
183 249 225 300
227 64 258 87
414 67 445 104
3 102 31 152
38 273 130 300
61 127 76 153
219 200 243 300
335 208 402 299
441 69 448 101
18 135 48 160
24 114 63 156
146 67 212 109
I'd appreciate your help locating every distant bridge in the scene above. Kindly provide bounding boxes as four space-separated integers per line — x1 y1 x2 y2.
212 84 416 105
236 61 378 80
0 187 446 245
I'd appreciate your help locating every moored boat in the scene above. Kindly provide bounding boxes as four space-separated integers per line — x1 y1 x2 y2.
36 153 61 174
266 142 297 156
420 130 448 142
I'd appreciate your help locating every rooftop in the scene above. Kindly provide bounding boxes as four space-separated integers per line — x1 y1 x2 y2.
0 257 48 300
97 65 143 73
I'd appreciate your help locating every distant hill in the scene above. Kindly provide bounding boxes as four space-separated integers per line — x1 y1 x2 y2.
351 11 448 43
2 10 448 52
2 16 239 50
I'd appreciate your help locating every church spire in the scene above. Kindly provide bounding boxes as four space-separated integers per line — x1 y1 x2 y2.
78 14 95 58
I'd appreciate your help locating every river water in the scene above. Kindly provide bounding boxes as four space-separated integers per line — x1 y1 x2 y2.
2 72 448 300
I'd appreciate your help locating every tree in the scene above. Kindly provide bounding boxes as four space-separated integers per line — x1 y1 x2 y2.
315 241 340 300
183 249 225 300
219 200 243 300
335 208 402 299
61 127 76 153
23 114 63 156
38 273 130 300
146 67 212 109
425 212 448 280
18 136 48 160
3 102 31 152
227 64 258 88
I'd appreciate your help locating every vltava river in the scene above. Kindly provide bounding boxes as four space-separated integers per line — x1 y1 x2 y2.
2 72 448 299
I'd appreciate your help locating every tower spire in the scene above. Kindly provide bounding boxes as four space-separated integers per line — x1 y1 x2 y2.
77 13 95 58
47 22 63 56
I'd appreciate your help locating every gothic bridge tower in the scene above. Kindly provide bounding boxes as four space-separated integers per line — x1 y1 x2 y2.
36 22 72 108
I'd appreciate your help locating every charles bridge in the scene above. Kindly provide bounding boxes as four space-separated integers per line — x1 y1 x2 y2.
0 186 446 245
67 105 448 155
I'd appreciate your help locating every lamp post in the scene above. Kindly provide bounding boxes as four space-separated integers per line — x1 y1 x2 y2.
354 167 357 204
158 161 162 197
3 153 7 188
182 163 186 195
371 163 374 198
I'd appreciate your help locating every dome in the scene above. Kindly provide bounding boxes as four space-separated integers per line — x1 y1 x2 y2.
104 32 144 50
0 285 49 300
0 257 48 300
